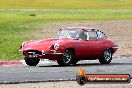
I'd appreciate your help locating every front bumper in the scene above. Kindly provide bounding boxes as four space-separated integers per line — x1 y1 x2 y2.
112 46 118 49
41 50 63 55
21 50 63 59
112 45 118 53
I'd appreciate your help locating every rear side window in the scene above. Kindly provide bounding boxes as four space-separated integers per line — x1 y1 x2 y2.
97 31 106 39
88 31 97 40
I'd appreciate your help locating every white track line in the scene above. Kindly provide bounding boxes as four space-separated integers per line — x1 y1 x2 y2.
20 59 56 65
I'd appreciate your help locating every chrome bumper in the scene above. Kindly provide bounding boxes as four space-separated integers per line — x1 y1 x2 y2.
20 49 63 58
29 51 63 58
112 46 118 49
41 51 63 55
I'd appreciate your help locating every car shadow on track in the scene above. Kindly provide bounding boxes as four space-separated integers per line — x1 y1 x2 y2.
39 63 132 67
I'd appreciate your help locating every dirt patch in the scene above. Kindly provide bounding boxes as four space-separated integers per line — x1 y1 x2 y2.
0 81 132 88
32 20 132 56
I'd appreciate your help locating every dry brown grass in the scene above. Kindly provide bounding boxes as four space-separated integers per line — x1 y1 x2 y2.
32 20 132 56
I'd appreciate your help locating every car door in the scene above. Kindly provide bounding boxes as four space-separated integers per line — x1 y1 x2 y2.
84 30 100 59
74 30 89 59
75 30 100 59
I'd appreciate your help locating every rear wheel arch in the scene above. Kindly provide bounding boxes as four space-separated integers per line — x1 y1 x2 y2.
103 47 113 54
109 48 114 54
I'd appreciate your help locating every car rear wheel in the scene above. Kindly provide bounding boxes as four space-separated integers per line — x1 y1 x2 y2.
25 58 40 66
57 49 76 66
99 48 112 64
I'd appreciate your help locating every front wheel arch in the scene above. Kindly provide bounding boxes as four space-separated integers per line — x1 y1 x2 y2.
65 48 75 55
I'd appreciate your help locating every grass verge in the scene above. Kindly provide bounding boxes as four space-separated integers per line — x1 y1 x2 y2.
0 9 132 60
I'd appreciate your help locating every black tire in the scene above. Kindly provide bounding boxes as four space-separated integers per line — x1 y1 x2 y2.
25 58 40 66
99 48 112 64
72 59 79 65
57 49 76 66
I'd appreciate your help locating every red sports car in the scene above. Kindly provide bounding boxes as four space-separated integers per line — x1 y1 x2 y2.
20 27 118 66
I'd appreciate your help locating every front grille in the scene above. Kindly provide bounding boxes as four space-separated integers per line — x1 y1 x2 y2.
25 50 42 58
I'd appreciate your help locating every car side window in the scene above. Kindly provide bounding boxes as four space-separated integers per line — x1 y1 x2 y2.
97 31 106 39
88 31 97 40
79 31 87 40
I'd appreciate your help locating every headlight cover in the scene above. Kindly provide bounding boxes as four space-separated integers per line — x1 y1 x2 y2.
54 43 60 50
21 42 26 48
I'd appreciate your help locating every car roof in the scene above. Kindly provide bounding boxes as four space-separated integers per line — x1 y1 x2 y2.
63 27 95 30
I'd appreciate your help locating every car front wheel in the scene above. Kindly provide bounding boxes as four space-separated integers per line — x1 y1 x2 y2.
57 49 75 66
99 48 112 64
25 58 40 66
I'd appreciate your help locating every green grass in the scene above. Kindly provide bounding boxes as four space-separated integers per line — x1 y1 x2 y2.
0 9 132 60
0 0 132 60
0 0 132 9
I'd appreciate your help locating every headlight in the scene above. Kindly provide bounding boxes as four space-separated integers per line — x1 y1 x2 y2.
20 42 26 51
21 42 26 48
54 43 59 50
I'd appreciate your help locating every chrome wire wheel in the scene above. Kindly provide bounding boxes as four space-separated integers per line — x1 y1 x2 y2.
103 49 112 61
57 49 76 66
99 48 112 64
62 50 72 64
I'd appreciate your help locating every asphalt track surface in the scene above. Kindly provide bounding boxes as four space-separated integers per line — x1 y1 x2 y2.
0 56 132 83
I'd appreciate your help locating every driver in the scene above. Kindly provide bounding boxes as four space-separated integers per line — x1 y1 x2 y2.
79 31 87 40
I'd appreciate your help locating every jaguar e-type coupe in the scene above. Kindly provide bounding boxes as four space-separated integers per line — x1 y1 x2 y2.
20 27 118 66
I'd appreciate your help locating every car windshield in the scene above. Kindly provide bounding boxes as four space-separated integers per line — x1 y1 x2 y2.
56 29 82 39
